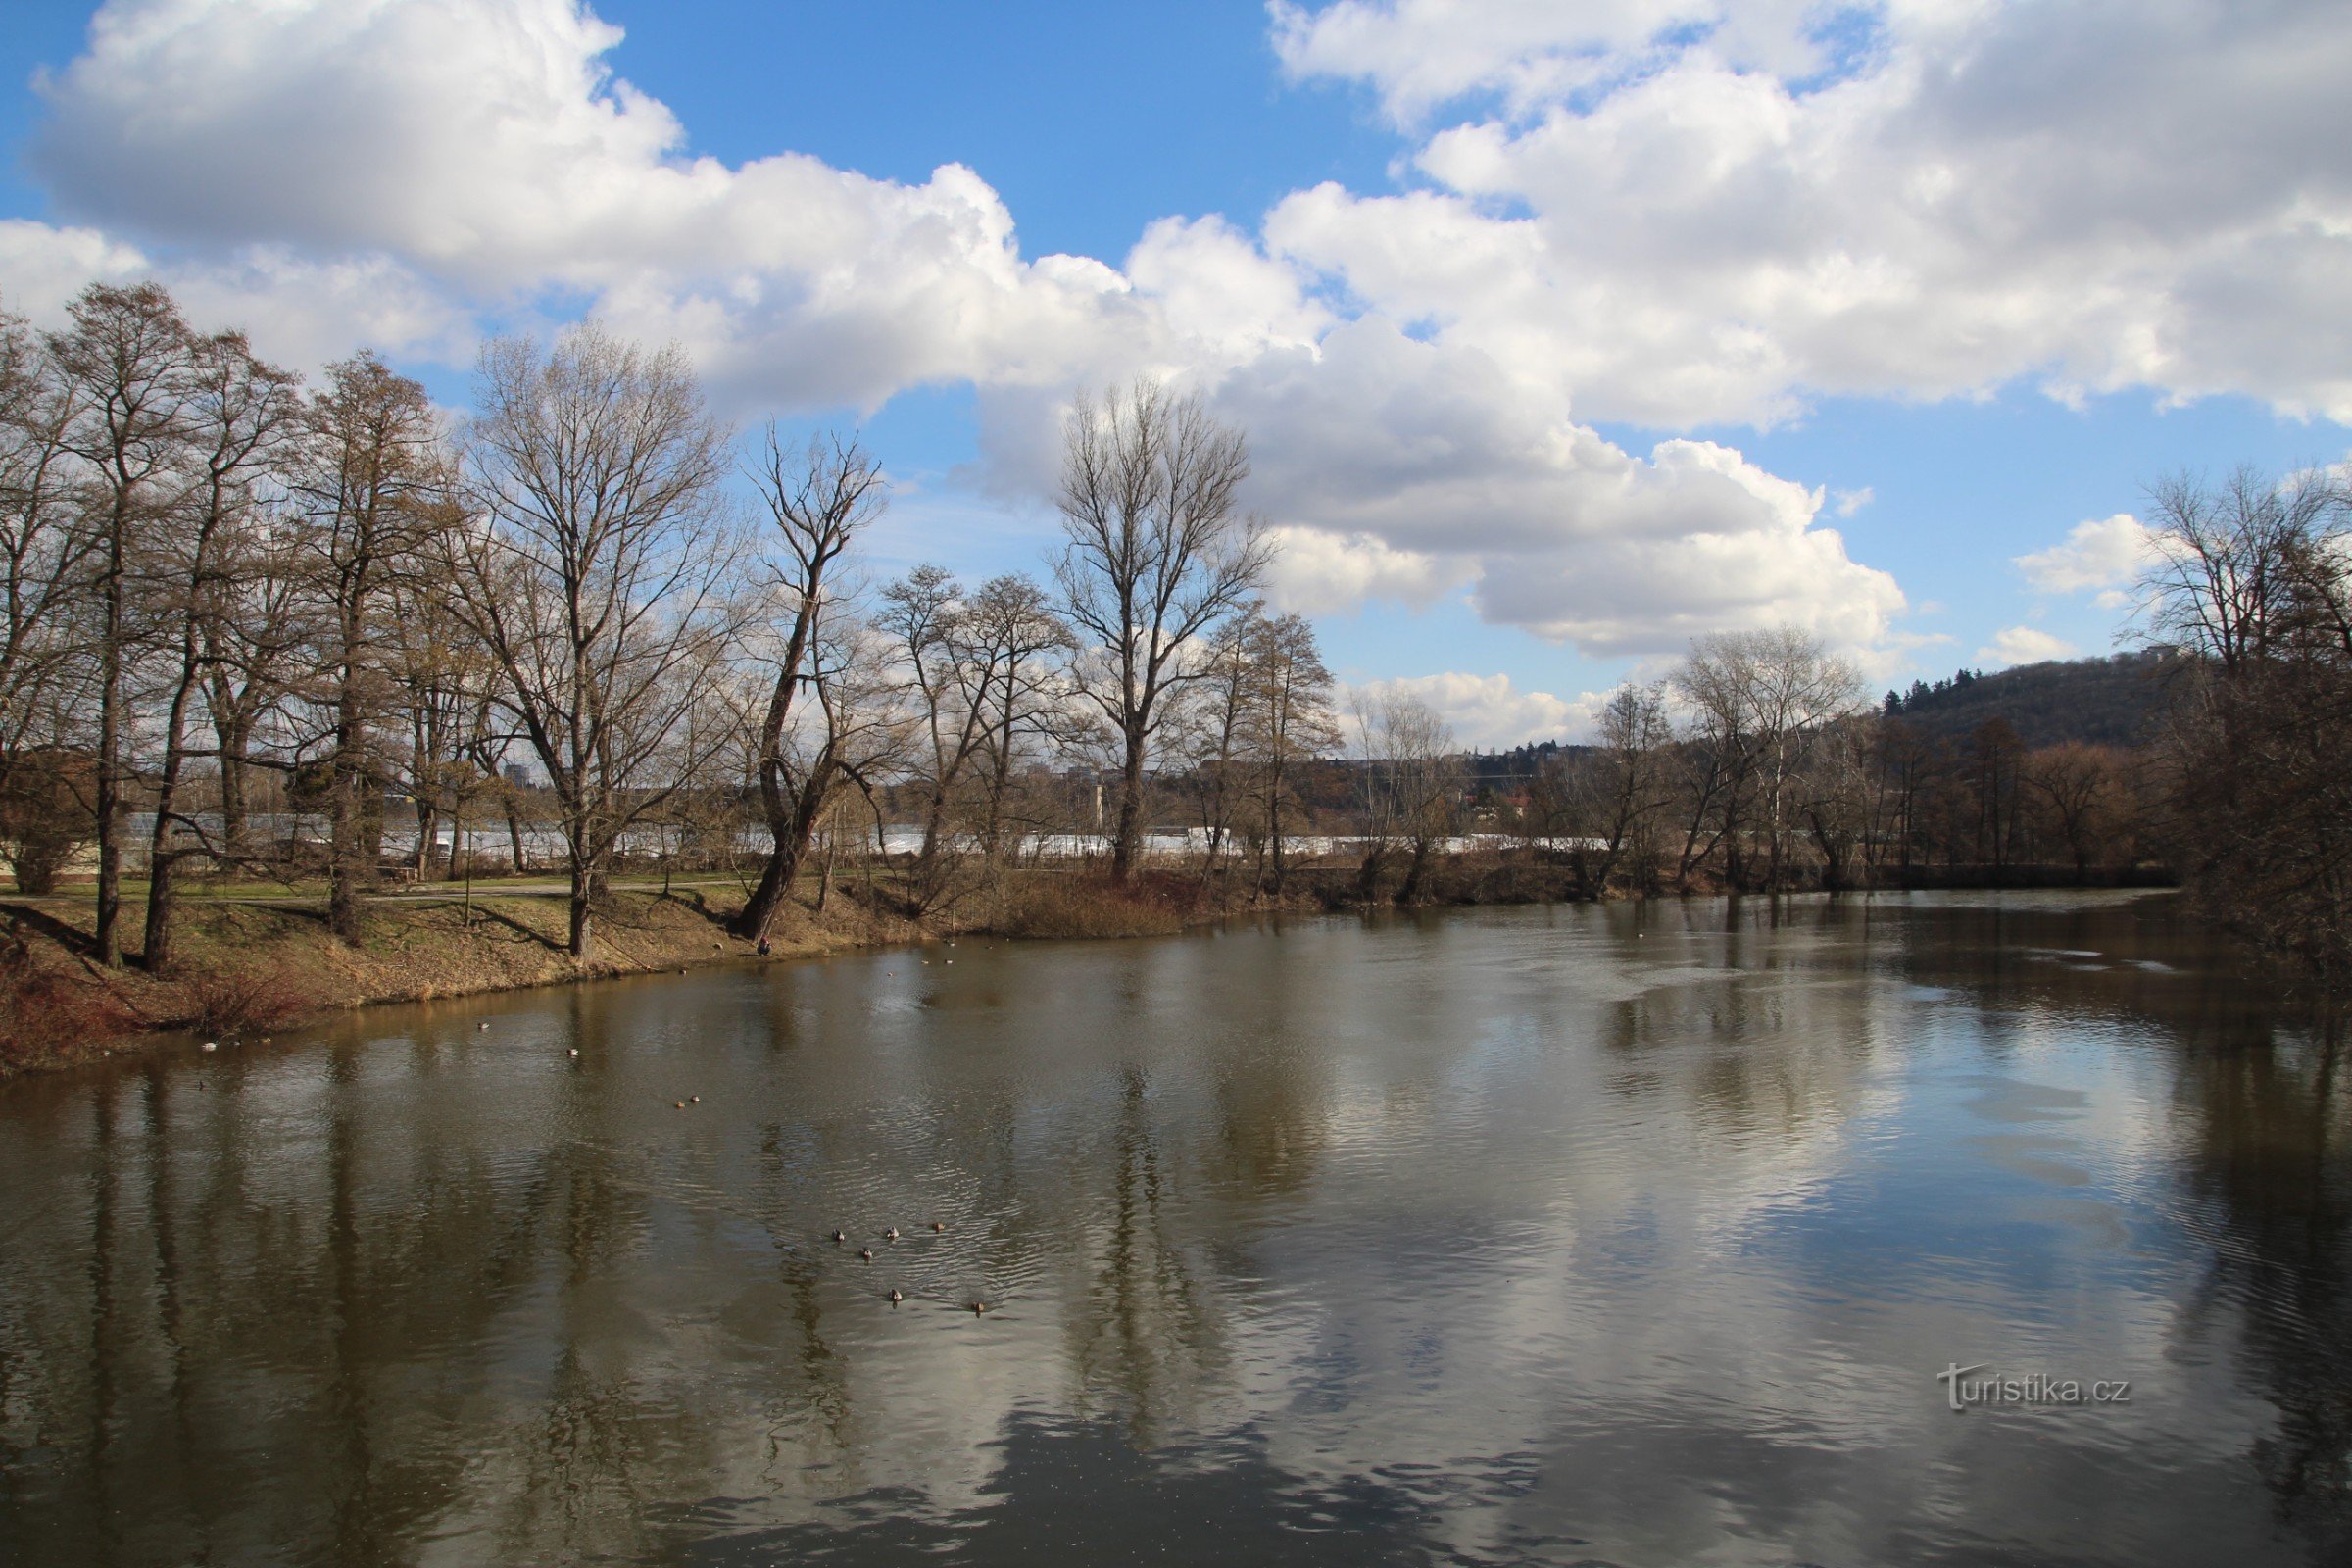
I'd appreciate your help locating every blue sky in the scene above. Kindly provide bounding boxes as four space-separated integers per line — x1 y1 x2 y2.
2 0 2345 744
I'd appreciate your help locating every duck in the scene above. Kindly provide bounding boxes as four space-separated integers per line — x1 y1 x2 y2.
567 1047 580 1057
830 1229 848 1244
930 1221 946 1233
883 1226 899 1241
969 1300 990 1316
858 1248 875 1262
888 1289 904 1304
673 1101 685 1109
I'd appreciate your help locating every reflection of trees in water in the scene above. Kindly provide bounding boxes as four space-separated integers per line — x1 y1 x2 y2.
1067 1068 1227 1448
2174 1016 2352 1544
1598 902 1882 1152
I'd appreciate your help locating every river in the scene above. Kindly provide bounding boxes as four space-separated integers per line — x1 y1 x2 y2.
2 891 2346 1565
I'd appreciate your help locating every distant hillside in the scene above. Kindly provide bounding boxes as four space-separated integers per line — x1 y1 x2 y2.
1883 650 2179 750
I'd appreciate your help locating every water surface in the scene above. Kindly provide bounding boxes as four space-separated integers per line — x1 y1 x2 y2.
3 892 2348 1565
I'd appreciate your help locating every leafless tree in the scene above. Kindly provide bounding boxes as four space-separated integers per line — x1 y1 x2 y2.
288 351 450 941
732 427 884 942
140 329 300 970
0 303 98 876
1577 681 1675 891
46 282 200 966
453 326 742 958
1053 379 1271 882
959 572 1075 860
1238 612 1338 893
1354 690 1460 904
1673 627 1862 890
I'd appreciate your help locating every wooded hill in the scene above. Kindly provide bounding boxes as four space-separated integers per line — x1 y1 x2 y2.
1881 650 2178 749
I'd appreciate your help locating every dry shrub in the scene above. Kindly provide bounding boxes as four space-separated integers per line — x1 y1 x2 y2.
0 943 139 1069
994 874 1188 940
181 964 314 1038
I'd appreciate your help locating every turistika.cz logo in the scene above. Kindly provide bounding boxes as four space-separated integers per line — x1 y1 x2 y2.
1936 1363 2132 1412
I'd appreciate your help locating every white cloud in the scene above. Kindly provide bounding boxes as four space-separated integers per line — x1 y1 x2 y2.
1348 671 1609 749
1976 625 2078 668
1265 0 2352 425
1217 320 1906 656
1261 525 1465 614
2015 513 2155 610
1832 486 1874 518
39 0 2333 660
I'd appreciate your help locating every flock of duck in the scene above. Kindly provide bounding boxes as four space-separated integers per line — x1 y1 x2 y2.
827 1220 990 1314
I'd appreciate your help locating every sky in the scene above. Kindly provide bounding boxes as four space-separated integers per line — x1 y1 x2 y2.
1 0 2346 747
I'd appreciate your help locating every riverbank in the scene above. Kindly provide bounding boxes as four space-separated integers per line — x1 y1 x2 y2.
0 856 2177 1079
0 868 1320 1077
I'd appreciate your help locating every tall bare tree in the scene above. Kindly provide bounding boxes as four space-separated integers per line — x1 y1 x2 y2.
454 327 742 958
732 428 885 942
1239 611 1338 893
289 351 449 942
46 283 199 966
140 329 300 970
0 301 98 892
958 572 1074 860
1054 380 1271 882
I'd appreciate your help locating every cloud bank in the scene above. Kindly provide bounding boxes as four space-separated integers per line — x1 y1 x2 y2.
7 0 2346 669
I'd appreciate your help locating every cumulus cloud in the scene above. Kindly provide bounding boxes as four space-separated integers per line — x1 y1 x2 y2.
1266 0 2352 425
2015 513 2155 610
1261 525 1465 614
27 0 2337 661
1217 320 1905 654
1348 672 1609 749
1977 625 2079 668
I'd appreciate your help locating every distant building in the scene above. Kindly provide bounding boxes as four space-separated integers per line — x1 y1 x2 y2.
504 762 535 788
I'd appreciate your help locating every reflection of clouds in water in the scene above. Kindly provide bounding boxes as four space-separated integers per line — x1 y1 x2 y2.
0 892 2337 1563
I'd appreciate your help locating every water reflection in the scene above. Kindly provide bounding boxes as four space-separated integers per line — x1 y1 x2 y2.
2 891 2348 1565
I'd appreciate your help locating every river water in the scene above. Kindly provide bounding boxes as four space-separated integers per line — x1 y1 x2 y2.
2 891 2347 1566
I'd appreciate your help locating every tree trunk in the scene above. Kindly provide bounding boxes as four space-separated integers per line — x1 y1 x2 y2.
141 662 201 973
1111 729 1147 884
94 558 124 969
567 862 594 957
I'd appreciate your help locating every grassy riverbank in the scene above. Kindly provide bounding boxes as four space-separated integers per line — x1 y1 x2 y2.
0 867 1297 1077
0 854 2175 1079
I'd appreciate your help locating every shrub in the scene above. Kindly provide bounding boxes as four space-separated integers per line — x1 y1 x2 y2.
181 964 314 1038
0 939 139 1069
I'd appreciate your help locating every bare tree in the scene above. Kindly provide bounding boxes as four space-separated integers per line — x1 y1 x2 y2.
46 283 199 966
140 329 300 970
1354 690 1460 904
454 326 742 958
2142 466 2333 679
1577 681 1675 891
288 352 450 941
1672 627 1862 889
0 302 98 885
1239 612 1338 893
1054 379 1271 882
960 572 1075 860
732 428 884 942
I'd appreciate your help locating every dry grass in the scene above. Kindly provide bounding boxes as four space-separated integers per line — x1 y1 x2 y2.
988 873 1191 940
